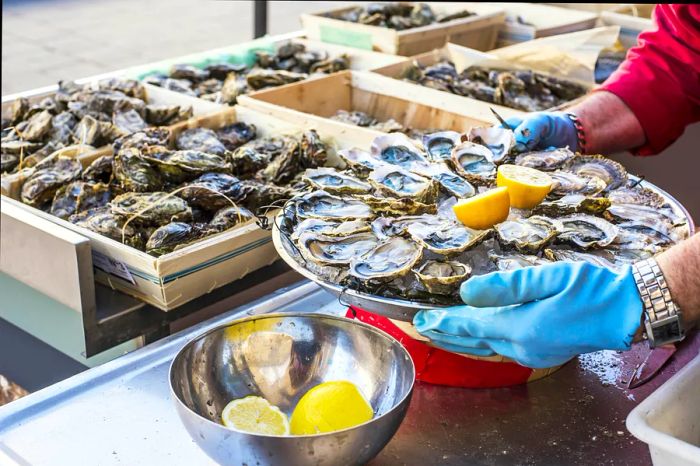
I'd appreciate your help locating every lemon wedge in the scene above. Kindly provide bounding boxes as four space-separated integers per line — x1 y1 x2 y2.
453 186 510 230
290 381 373 435
496 164 552 209
221 396 290 435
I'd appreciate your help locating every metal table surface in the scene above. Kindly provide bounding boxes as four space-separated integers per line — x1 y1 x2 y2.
1 282 698 466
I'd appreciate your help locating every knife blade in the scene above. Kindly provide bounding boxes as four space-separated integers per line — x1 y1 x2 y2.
490 107 513 131
627 344 677 389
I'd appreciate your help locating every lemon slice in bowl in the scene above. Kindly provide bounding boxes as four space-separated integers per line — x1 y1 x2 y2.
221 396 290 435
453 186 510 230
290 381 374 435
496 164 552 209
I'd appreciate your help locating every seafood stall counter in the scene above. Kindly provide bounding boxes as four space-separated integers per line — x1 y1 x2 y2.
1 281 698 466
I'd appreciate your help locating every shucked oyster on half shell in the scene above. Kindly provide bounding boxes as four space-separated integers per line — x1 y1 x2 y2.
495 215 562 253
467 126 515 163
422 131 462 162
544 248 624 271
349 236 423 281
357 194 436 216
370 214 440 239
489 252 551 271
302 167 371 194
532 194 611 217
295 190 373 221
408 220 489 255
607 186 666 208
337 148 387 178
547 171 607 198
370 133 429 169
563 155 628 191
414 260 471 295
409 162 475 199
297 231 379 266
451 141 496 185
292 218 371 241
367 164 438 203
514 148 576 171
556 214 618 249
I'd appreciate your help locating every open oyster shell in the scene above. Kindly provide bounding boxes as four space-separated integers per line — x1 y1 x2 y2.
368 164 437 203
408 221 489 255
422 131 462 163
468 126 515 163
514 148 576 171
370 133 429 169
563 155 628 191
295 190 373 221
298 231 379 266
292 219 371 241
495 215 561 253
414 260 471 295
349 237 422 281
556 214 618 249
302 167 371 194
451 141 496 185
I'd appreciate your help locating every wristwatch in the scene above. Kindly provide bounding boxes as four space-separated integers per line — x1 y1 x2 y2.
632 258 685 348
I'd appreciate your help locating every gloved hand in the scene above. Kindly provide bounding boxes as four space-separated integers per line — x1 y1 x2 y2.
413 262 643 368
504 111 578 153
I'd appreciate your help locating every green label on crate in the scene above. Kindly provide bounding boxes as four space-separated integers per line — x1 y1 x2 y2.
320 25 373 50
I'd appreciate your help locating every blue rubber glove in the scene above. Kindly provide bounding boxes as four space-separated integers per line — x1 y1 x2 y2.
413 262 643 368
504 111 578 153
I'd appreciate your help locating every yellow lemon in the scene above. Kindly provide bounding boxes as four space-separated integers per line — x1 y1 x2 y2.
221 396 290 435
452 186 510 230
290 381 373 435
496 164 552 209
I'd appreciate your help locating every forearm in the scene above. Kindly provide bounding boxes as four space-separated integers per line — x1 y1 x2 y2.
656 233 700 331
568 91 646 155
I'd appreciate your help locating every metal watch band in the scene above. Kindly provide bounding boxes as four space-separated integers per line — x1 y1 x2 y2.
566 113 587 154
632 258 685 348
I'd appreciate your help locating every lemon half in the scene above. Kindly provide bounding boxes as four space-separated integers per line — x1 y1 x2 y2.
496 164 552 209
453 186 510 230
221 396 290 435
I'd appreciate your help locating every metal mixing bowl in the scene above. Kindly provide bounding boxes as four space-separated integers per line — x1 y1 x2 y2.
170 313 415 466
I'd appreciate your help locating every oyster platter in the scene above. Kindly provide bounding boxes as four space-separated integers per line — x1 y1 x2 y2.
273 130 692 321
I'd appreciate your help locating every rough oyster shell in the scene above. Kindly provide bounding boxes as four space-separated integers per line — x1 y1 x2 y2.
302 167 371 194
349 237 422 281
110 191 192 226
544 248 623 271
356 194 436 216
298 231 379 266
451 141 496 185
337 148 386 178
146 222 201 257
495 215 561 253
414 260 471 295
208 206 255 232
113 147 163 192
408 221 488 255
292 219 371 241
563 155 627 191
70 206 144 250
556 214 618 249
368 164 437 203
178 172 253 211
370 133 429 169
607 186 666 208
409 162 475 198
489 252 551 271
175 128 227 156
467 126 515 163
20 156 82 206
50 180 111 220
532 194 611 217
548 171 606 197
514 148 575 171
295 190 373 221
370 214 440 240
422 131 462 162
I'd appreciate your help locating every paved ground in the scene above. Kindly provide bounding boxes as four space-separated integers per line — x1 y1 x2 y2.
1 0 347 95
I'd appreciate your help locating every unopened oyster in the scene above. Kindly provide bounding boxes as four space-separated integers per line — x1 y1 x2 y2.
607 185 666 208
259 137 301 184
50 180 111 219
564 155 627 191
514 148 575 171
175 128 227 156
216 122 256 151
295 191 373 221
468 126 514 163
113 147 163 192
229 146 270 178
370 133 429 169
20 156 82 206
414 260 471 295
408 221 488 255
110 192 192 226
70 207 144 249
143 149 231 183
82 155 113 183
246 69 307 90
495 215 561 253
178 172 253 211
557 214 618 249
208 206 255 232
368 164 437 203
451 141 496 184
146 222 202 257
422 131 462 162
349 237 422 281
303 167 371 194
299 130 328 169
298 232 379 266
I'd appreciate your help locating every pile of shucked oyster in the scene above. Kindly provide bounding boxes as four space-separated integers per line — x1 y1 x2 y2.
5 102 329 256
327 2 474 30
1 78 193 175
401 61 589 112
142 42 350 106
278 130 688 305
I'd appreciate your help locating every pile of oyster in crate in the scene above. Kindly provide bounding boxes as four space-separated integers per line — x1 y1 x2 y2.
1 78 193 175
327 2 474 30
279 130 688 306
143 41 350 105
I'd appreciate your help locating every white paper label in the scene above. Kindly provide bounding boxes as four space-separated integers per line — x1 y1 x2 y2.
92 251 136 285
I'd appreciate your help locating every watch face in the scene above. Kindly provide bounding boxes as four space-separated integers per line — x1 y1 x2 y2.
649 315 685 347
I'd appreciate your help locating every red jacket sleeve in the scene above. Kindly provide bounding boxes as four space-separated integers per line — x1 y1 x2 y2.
599 4 700 155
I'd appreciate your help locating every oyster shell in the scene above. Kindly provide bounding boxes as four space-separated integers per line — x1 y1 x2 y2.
178 172 253 211
489 252 551 271
299 130 328 169
422 131 462 162
259 137 300 184
495 215 561 253
556 214 618 249
20 156 82 206
50 180 111 219
414 260 471 295
295 191 373 221
468 126 515 163
229 146 270 178
370 215 439 239
208 206 255 232
563 155 627 191
216 122 256 151
146 222 202 257
110 192 192 226
408 221 488 255
451 141 496 185
175 128 227 156
544 248 622 271
337 148 386 178
143 149 231 183
349 237 422 281
357 195 436 216
514 148 575 171
113 147 163 192
82 155 113 183
370 133 428 169
410 162 475 198
603 203 682 230
548 171 607 197
607 186 666 208
368 164 437 203
292 219 371 241
303 167 371 194
532 194 611 216
298 232 379 266
246 69 307 90
70 207 144 249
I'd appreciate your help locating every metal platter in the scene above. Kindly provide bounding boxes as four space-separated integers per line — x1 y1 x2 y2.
272 176 695 322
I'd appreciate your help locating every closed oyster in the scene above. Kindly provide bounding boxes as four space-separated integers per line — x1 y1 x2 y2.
616 221 675 247
1 152 19 173
451 141 496 184
113 128 171 152
368 164 437 203
175 128 227 156
349 237 422 281
295 191 373 221
50 180 111 219
532 194 611 216
82 154 113 183
229 146 270 178
216 122 256 151
408 221 488 255
514 148 575 171
246 69 307 90
299 129 327 169
414 260 471 295
489 252 551 271
143 150 231 183
410 162 475 198
19 110 53 142
495 215 561 253
338 148 386 178
146 222 202 257
145 104 186 126
370 133 429 169
563 155 627 191
422 131 462 162
178 172 253 211
70 207 144 249
556 214 618 249
468 126 514 163
302 167 371 194
113 147 163 192
298 232 379 266
259 137 300 184
548 171 606 197
208 206 255 231
20 156 82 206
112 109 147 136
110 192 192 226
357 195 436 216
238 180 296 210
292 219 371 241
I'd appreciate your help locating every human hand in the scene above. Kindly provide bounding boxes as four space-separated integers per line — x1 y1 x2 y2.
504 111 578 153
413 262 643 368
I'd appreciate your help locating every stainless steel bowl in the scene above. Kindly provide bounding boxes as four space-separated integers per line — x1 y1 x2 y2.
170 313 415 466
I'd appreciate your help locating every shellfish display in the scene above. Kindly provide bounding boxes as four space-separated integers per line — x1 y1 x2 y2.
325 2 474 30
279 131 689 306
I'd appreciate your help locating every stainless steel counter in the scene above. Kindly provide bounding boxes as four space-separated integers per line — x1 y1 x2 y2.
1 281 698 465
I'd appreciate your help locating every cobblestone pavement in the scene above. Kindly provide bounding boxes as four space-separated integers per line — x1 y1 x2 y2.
1 0 346 94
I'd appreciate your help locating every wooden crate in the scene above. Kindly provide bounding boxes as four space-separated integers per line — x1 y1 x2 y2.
599 10 652 50
0 105 358 311
495 3 599 47
301 3 505 56
238 70 499 141
549 3 655 18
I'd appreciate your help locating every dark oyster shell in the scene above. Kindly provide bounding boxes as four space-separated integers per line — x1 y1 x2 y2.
20 156 82 206
50 180 111 219
178 172 254 211
113 147 163 192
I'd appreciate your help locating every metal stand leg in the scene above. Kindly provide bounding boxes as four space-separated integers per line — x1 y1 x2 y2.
254 0 268 38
